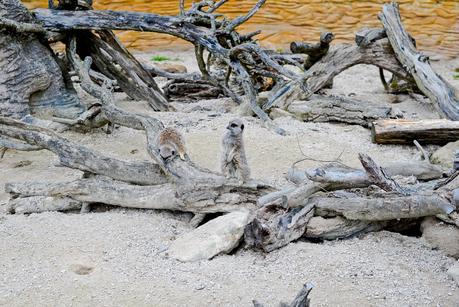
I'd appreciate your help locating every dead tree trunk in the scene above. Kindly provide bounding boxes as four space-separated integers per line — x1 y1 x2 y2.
0 0 84 120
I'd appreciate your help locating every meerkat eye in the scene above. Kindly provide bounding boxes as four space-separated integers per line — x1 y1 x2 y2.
241 124 244 130
230 123 238 128
171 150 176 155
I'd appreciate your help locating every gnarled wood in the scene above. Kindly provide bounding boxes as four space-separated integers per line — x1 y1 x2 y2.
265 40 411 110
379 3 459 120
0 0 84 119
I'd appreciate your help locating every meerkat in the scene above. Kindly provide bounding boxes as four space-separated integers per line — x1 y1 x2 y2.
157 127 186 160
220 119 250 183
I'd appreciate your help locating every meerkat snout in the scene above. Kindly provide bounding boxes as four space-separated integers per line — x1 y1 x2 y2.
157 128 187 161
159 144 177 159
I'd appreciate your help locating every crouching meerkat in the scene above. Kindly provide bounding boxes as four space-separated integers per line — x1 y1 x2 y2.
220 119 250 183
157 127 186 160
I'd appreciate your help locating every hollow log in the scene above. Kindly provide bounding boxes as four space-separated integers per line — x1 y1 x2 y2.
0 0 84 119
379 3 459 120
286 95 398 127
244 202 315 252
371 119 459 145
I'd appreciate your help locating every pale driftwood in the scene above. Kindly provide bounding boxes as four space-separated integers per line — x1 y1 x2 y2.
288 160 444 185
379 3 459 120
32 7 285 132
371 119 459 145
0 137 42 153
76 30 170 111
6 196 82 214
303 216 385 240
355 28 386 47
312 193 455 221
253 282 313 307
0 116 166 185
5 177 271 215
358 153 408 195
264 39 411 110
244 202 314 252
0 0 84 119
286 95 397 127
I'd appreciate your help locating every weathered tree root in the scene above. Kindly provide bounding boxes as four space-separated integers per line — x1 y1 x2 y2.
253 282 313 307
245 152 456 252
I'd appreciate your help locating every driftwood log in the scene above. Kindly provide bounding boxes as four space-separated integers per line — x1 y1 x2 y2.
371 119 459 145
285 95 400 127
245 152 456 252
379 3 459 120
287 160 444 185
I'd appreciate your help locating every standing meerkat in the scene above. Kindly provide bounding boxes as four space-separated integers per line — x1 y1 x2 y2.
220 119 250 183
157 127 187 160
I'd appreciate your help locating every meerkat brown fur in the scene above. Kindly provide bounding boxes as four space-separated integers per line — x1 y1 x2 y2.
157 127 186 160
221 119 250 182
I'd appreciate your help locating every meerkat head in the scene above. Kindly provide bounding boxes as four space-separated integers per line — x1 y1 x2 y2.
226 119 245 137
159 143 177 160
320 32 334 44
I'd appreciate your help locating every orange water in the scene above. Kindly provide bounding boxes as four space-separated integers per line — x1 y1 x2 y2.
24 0 459 58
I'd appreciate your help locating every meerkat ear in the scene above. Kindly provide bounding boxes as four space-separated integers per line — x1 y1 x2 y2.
241 124 244 130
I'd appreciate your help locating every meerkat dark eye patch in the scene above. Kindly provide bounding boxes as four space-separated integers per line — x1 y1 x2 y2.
230 123 238 128
241 124 244 130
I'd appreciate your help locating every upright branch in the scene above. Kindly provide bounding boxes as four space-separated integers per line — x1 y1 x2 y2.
358 153 408 195
379 2 459 120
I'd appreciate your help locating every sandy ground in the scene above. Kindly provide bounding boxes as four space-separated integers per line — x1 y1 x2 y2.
1 51 459 306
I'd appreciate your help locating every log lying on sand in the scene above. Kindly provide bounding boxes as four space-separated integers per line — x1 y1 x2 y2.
379 3 459 120
312 193 455 221
287 160 444 185
248 152 456 252
303 216 385 240
5 177 269 214
286 95 399 127
371 119 459 145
